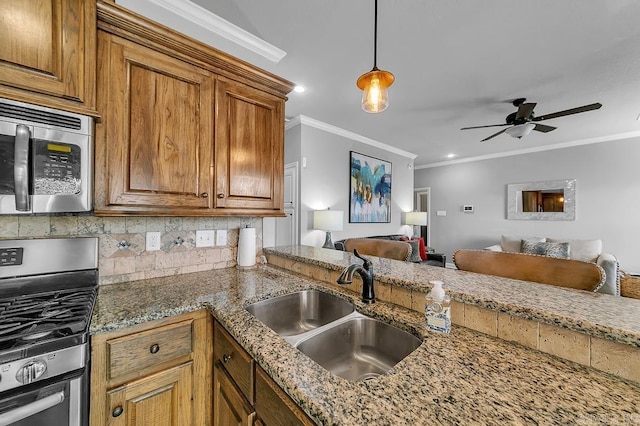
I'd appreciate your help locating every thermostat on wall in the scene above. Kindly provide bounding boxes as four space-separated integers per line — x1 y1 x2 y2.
463 205 474 213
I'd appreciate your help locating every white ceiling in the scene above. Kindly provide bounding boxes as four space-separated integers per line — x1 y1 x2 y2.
122 0 640 167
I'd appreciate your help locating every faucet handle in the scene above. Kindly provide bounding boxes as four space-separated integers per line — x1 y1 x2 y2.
352 249 372 269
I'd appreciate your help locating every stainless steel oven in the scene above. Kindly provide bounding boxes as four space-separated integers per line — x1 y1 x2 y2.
0 98 93 214
0 238 98 426
0 366 87 425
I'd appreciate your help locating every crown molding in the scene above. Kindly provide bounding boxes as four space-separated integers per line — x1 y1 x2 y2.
414 130 640 169
286 115 418 159
120 0 286 63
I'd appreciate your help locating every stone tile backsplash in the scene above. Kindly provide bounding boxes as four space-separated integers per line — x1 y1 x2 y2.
0 215 262 285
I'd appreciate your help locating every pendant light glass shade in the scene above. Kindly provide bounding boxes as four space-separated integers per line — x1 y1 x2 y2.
357 68 394 113
357 0 394 113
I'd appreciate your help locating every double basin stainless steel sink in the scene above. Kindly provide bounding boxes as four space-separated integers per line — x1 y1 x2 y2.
246 289 422 382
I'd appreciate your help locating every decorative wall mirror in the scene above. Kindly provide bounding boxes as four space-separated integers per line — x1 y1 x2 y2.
507 179 576 220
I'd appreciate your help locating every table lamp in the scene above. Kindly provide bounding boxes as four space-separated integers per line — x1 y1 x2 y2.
404 211 427 238
313 209 344 249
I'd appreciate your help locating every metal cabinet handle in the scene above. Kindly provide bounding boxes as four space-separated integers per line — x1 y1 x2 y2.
150 344 160 354
201 192 208 198
217 193 225 199
14 125 30 212
222 354 231 363
112 406 124 417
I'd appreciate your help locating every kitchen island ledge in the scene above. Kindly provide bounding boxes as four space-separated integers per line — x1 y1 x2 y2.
90 263 640 425
264 246 640 348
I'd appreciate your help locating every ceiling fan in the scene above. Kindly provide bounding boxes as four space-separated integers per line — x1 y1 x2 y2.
461 98 602 142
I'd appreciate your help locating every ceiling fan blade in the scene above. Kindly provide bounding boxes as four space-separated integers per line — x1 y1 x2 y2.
461 124 510 130
533 123 556 133
515 103 536 120
480 128 507 142
533 103 602 121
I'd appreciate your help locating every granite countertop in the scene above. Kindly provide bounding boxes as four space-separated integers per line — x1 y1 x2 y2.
91 265 640 425
264 246 640 347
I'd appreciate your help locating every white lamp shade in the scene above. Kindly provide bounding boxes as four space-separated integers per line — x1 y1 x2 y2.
505 123 535 139
313 210 344 231
404 211 427 226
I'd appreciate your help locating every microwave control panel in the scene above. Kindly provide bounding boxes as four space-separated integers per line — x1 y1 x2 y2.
33 140 82 195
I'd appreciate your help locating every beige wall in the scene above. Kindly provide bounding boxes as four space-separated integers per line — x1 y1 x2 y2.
0 215 262 285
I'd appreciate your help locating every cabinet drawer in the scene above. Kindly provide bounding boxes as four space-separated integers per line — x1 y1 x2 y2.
107 320 193 380
214 321 254 404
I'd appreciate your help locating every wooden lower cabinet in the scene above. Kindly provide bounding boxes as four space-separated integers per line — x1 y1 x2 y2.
254 367 315 426
214 362 256 426
106 362 194 426
90 310 212 426
213 321 314 426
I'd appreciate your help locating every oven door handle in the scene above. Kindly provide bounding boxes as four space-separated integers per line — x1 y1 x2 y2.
0 390 65 425
14 124 30 212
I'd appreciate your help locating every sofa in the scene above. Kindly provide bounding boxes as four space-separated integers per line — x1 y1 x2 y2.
485 235 619 296
454 249 605 293
334 234 446 267
341 238 413 261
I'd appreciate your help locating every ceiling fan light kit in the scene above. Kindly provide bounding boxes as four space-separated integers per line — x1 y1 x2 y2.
358 0 394 113
505 123 535 139
461 98 602 142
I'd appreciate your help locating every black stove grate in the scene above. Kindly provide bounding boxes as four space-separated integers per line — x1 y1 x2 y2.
0 287 96 351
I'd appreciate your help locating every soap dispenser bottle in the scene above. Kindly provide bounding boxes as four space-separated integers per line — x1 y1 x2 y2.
425 280 451 334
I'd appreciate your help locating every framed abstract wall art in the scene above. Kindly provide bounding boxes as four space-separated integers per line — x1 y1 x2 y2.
349 151 392 223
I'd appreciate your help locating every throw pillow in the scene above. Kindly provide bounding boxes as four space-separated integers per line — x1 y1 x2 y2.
547 238 602 263
407 240 422 262
415 237 427 261
521 240 570 259
501 235 546 253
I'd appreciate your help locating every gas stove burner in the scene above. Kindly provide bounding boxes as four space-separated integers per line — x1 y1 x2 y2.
0 287 97 353
0 237 98 402
19 323 57 341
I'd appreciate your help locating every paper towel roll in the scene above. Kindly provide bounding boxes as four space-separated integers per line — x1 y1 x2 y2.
237 227 256 268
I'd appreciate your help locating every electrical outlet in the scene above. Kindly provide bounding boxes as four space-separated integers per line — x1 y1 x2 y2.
196 230 215 247
216 230 227 246
146 231 161 251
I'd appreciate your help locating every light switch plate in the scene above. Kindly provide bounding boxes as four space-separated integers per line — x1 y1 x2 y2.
146 231 161 251
196 230 215 247
216 230 227 246
436 210 447 216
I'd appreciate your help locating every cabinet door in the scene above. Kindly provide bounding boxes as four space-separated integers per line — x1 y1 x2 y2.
215 77 284 211
0 0 96 113
106 362 194 426
254 366 314 426
95 32 214 213
214 362 255 426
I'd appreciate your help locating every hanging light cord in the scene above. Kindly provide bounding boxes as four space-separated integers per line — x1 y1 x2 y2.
372 0 379 70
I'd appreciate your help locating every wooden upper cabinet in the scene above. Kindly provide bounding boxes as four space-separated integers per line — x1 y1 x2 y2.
0 0 97 116
215 77 284 211
94 32 214 213
94 1 293 216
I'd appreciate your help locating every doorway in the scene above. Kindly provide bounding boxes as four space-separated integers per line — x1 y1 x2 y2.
275 162 299 246
414 187 431 247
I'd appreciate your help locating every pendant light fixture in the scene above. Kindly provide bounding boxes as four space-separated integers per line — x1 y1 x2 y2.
357 0 394 113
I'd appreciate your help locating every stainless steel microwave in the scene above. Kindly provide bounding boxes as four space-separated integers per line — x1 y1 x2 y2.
0 98 93 214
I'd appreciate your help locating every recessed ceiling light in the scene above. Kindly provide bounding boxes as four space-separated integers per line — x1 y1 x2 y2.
293 85 306 93
446 153 455 158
